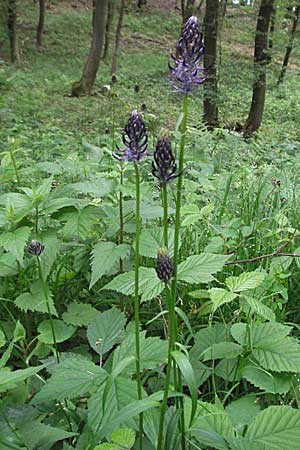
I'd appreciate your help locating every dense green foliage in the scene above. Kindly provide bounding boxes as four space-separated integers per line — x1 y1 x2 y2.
1 1 300 449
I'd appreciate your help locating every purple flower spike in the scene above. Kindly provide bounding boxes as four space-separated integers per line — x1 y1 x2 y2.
169 15 206 94
113 110 149 163
152 137 181 186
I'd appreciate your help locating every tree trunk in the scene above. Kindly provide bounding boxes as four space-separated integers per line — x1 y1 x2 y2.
137 0 147 7
183 0 196 22
7 0 20 63
36 0 46 50
111 0 125 75
203 0 219 128
268 2 276 50
277 2 300 85
71 0 108 96
243 0 274 138
103 0 114 61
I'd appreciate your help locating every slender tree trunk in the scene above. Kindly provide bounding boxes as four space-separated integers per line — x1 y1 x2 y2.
278 2 300 85
92 0 96 31
268 2 276 50
243 0 274 138
71 0 108 96
203 0 219 128
183 0 196 22
36 0 46 50
111 0 125 75
7 0 20 63
103 0 114 61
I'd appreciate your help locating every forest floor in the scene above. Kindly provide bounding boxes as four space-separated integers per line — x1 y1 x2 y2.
0 1 300 153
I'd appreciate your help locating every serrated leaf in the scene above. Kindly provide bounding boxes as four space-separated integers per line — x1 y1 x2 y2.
190 401 235 450
15 280 57 316
253 337 300 373
38 231 60 279
226 395 260 430
231 322 292 347
62 303 98 326
90 242 131 288
0 227 30 265
138 227 180 258
60 205 100 239
209 288 237 313
38 320 75 344
19 421 77 450
69 178 116 197
112 332 168 375
246 405 300 450
0 252 18 276
87 307 126 357
243 296 275 322
226 272 265 293
34 354 107 402
110 428 135 448
190 323 229 359
242 365 291 394
177 253 229 284
202 342 242 361
102 267 164 302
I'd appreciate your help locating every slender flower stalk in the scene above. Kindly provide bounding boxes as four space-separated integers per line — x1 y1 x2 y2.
113 110 148 450
28 240 60 363
156 249 175 450
134 162 143 450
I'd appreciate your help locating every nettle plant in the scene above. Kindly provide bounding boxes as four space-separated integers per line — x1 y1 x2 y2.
1 16 300 450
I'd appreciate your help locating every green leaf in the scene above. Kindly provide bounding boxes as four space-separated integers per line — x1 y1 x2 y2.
112 331 168 375
0 366 44 393
226 396 260 431
177 253 229 284
90 242 131 288
15 280 57 316
0 330 5 348
37 320 75 344
19 421 77 450
62 302 98 326
38 231 60 279
69 178 116 197
60 205 100 239
34 354 107 402
242 365 291 394
202 342 242 361
243 296 275 322
172 350 198 425
102 267 164 302
93 445 120 450
110 428 135 448
209 288 237 313
0 253 18 277
190 323 229 359
138 227 180 258
87 307 126 358
226 272 265 293
190 401 235 450
245 405 300 450
0 227 30 265
253 337 300 373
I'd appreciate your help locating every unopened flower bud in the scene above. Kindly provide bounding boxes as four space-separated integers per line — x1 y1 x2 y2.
28 240 44 256
156 247 174 283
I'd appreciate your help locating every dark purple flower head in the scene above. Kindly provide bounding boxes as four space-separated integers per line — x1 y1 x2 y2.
156 247 174 283
113 110 149 163
28 240 44 256
169 15 206 94
152 137 181 186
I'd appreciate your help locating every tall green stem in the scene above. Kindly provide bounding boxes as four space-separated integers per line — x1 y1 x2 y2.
9 146 21 186
119 164 124 272
172 94 188 450
134 163 143 450
162 184 168 248
37 257 60 363
156 285 174 450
